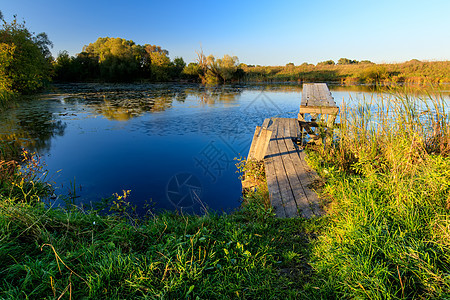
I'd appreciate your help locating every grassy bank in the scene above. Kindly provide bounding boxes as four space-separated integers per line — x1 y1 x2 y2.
242 60 450 84
1 86 449 298
0 147 323 298
0 202 321 298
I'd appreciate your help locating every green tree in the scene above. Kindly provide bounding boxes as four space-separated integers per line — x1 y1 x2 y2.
79 38 179 81
173 57 185 67
163 56 187 79
317 60 335 66
142 44 170 80
53 50 73 81
217 55 240 82
54 37 184 82
182 62 200 81
73 51 101 80
82 37 142 81
53 50 101 82
338 58 358 65
0 43 15 96
196 51 241 84
83 37 141 63
0 12 53 94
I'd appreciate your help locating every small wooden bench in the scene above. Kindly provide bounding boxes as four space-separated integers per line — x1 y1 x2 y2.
298 83 339 143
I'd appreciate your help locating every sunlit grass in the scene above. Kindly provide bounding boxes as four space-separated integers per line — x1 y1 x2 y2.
242 60 450 84
306 85 450 298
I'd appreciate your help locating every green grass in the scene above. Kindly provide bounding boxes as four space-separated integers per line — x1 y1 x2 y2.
1 86 449 298
0 150 323 299
306 85 450 298
0 200 323 299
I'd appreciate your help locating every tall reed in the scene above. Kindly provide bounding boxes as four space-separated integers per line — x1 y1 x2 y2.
308 85 450 298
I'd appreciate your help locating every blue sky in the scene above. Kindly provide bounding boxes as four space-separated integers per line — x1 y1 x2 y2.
2 0 449 65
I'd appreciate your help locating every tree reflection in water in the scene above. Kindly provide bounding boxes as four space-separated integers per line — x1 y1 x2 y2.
0 99 67 154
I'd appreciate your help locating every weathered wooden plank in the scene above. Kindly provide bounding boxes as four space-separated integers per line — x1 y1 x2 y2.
288 145 317 217
300 96 307 107
278 119 298 217
262 118 271 129
301 85 310 106
301 123 321 141
299 106 339 115
270 119 298 217
288 118 322 217
286 120 315 218
247 125 273 161
287 118 299 139
247 126 262 159
243 126 272 189
280 119 312 218
297 112 305 122
317 83 333 103
326 112 338 128
299 83 338 146
264 120 286 217
259 117 323 218
301 83 336 108
253 128 272 161
264 155 286 218
299 120 320 128
274 119 299 217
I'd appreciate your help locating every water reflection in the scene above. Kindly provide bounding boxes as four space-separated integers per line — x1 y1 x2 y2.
0 99 67 153
42 82 448 123
47 83 245 120
0 82 447 215
51 84 188 120
186 85 242 105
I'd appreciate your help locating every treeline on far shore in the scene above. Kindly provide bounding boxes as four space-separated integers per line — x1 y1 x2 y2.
241 59 450 84
1 10 449 107
49 41 450 85
54 46 450 85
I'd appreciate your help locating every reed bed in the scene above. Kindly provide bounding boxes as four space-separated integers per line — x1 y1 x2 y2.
307 85 450 298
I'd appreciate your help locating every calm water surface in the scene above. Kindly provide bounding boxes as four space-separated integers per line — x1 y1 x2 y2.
1 83 446 214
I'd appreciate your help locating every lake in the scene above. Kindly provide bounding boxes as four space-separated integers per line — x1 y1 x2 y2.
1 83 446 214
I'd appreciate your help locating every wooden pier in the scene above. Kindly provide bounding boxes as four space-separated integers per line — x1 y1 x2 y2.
244 83 339 218
264 118 322 218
